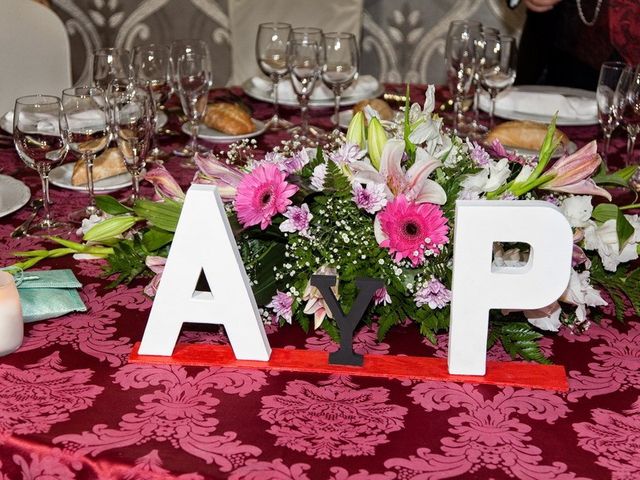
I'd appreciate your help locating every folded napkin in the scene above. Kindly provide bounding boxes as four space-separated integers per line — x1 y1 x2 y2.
17 269 87 323
251 75 379 102
482 90 597 120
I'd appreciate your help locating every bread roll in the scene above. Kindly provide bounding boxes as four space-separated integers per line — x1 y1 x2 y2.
71 148 127 186
204 103 255 135
353 98 394 121
486 120 569 151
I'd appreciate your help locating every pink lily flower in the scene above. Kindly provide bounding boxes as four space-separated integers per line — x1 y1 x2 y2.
192 151 244 202
350 139 446 204
144 255 166 297
144 166 185 201
540 140 611 200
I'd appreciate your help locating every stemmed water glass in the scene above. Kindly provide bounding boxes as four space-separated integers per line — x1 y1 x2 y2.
479 35 518 129
445 21 481 135
615 65 640 165
13 95 69 234
112 83 153 204
92 48 132 90
596 61 626 167
133 44 171 162
321 32 359 131
287 39 321 146
470 26 498 137
62 87 110 222
256 22 292 131
176 47 212 161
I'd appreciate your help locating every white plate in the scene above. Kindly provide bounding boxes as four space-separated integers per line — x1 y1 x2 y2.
478 85 598 126
0 175 30 217
1 110 167 133
332 109 354 129
182 119 267 143
242 79 385 108
49 163 132 193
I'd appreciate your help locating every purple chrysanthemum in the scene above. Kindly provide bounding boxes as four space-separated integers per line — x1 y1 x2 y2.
267 291 294 323
310 164 327 191
414 278 451 309
279 203 313 237
329 142 366 166
373 287 391 306
469 140 491 166
352 182 387 214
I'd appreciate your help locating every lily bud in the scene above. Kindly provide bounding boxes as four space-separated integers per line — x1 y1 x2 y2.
367 117 387 170
346 111 366 149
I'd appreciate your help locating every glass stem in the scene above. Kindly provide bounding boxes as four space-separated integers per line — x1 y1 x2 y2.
39 167 52 225
188 120 199 155
272 76 280 123
453 95 462 135
603 132 612 168
85 154 97 212
333 89 342 129
300 97 310 135
489 93 497 130
628 134 637 166
472 79 480 127
131 172 140 203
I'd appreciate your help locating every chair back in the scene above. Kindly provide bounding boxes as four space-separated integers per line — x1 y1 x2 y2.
227 0 363 86
0 0 72 115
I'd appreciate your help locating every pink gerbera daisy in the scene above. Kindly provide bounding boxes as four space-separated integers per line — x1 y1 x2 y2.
235 164 298 229
377 195 448 266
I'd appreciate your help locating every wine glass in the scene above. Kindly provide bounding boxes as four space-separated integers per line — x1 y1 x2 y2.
479 35 517 129
596 61 626 167
133 44 171 162
112 83 153 204
176 47 212 161
321 32 359 131
13 95 69 234
445 20 481 135
62 87 110 222
287 39 321 146
256 22 293 131
470 26 499 137
92 48 132 90
615 65 640 165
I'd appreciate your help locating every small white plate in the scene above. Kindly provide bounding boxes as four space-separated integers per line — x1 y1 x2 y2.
478 85 598 126
49 163 133 193
1 110 168 133
183 119 267 143
331 109 354 129
0 175 30 218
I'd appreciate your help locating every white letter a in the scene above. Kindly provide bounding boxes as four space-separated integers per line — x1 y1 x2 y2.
138 184 271 361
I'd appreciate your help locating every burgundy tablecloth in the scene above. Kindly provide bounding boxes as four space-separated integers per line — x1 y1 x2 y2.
0 86 637 480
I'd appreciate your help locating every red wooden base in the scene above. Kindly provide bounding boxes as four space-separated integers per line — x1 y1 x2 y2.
129 342 568 391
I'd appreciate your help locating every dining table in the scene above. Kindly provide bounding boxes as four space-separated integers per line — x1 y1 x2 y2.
0 84 637 480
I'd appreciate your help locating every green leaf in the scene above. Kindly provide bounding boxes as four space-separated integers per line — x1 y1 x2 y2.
142 227 174 252
616 210 634 252
133 198 182 232
493 322 551 364
590 256 640 321
321 318 341 343
95 195 132 215
592 203 619 223
103 238 148 287
593 165 637 187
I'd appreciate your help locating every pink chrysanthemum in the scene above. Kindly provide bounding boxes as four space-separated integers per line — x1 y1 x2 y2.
415 277 451 309
377 195 448 266
267 291 294 323
235 164 298 229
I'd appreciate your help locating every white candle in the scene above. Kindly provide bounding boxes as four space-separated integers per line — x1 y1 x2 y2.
0 271 23 356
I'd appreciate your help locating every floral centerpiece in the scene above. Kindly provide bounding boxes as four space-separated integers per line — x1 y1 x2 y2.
14 86 640 363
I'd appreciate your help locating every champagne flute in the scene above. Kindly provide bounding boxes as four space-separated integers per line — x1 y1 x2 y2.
321 32 359 131
133 44 171 162
445 21 480 135
62 87 110 222
256 22 293 131
112 83 153 204
92 48 132 90
596 61 626 167
615 65 640 165
176 48 211 161
479 35 517 129
287 39 320 146
13 95 69 234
